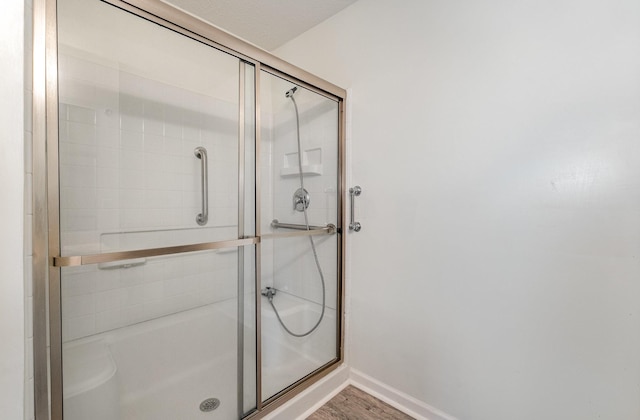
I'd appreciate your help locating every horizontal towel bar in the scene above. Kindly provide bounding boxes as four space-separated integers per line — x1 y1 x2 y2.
53 237 259 267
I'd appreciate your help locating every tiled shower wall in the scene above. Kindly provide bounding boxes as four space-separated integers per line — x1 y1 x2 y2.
59 53 241 342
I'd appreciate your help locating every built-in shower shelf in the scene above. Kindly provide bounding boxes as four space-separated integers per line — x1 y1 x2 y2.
280 164 323 177
281 148 322 177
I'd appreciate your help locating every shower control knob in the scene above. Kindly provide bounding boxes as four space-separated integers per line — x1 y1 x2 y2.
349 221 362 232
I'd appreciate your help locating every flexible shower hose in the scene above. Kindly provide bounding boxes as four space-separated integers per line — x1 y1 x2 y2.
267 91 326 338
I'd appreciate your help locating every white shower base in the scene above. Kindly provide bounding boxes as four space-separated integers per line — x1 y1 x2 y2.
261 293 337 400
63 294 335 419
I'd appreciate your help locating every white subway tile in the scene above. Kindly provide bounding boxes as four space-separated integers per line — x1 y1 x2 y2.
62 209 97 232
96 105 120 128
120 129 144 151
144 133 164 153
121 304 146 325
120 110 144 133
60 232 101 255
144 103 164 135
97 126 120 149
183 125 200 141
97 147 119 168
67 121 97 145
93 272 121 292
68 104 96 125
95 309 122 333
124 284 147 306
119 149 144 171
60 142 98 167
145 152 167 173
120 169 145 190
144 261 168 282
118 264 145 285
97 188 119 209
94 289 125 313
145 208 164 228
144 299 171 320
62 271 97 297
62 294 95 319
164 136 182 155
118 189 145 209
97 209 119 230
133 282 164 306
163 276 183 297
97 166 119 189
163 209 182 227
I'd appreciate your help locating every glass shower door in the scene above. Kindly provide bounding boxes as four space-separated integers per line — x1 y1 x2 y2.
56 0 256 418
259 71 341 402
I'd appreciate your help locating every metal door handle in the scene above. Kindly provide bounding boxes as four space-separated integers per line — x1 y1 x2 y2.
195 147 208 226
349 185 362 232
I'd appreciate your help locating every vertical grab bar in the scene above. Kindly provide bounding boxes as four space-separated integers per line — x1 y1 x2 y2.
195 147 208 226
349 185 362 232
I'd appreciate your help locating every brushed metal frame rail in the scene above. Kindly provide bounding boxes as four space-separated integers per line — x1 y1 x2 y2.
100 0 346 100
53 237 259 267
195 146 209 226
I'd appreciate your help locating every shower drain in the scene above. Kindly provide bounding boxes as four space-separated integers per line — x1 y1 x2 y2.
200 398 221 412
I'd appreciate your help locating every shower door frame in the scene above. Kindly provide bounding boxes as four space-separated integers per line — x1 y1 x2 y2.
32 0 347 419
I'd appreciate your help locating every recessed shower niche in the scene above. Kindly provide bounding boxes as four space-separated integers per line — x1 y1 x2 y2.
33 0 346 419
281 148 323 177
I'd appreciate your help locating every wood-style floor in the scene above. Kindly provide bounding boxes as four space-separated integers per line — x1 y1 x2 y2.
307 385 415 420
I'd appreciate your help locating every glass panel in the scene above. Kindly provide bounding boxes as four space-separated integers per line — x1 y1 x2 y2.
57 0 241 257
57 0 257 417
259 71 340 401
61 247 255 419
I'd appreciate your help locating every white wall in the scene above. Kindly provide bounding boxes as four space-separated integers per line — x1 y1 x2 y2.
276 1 640 419
0 0 26 419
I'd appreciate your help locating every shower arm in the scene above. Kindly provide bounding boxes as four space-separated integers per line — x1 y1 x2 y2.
195 147 208 226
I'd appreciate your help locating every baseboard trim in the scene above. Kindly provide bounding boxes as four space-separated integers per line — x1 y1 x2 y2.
349 369 458 420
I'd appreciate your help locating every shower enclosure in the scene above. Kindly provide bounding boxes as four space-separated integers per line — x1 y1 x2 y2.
32 0 345 419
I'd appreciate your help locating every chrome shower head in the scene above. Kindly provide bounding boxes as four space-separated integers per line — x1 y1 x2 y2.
285 86 298 98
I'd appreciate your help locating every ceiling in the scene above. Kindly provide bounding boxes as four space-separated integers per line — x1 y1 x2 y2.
162 0 357 51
